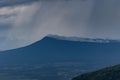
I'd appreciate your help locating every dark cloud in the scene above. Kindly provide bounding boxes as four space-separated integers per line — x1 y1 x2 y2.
0 0 40 7
1 0 120 51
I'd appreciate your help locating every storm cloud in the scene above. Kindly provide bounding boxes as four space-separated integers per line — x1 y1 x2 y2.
0 0 120 50
0 0 40 7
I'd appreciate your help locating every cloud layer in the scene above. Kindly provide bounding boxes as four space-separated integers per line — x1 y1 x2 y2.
0 0 40 7
0 0 120 50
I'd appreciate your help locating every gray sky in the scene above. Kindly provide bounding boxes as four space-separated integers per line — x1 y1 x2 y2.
0 0 120 50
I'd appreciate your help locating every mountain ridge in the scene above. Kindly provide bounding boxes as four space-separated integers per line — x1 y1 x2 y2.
47 35 120 43
1 35 119 52
0 35 120 66
72 64 120 80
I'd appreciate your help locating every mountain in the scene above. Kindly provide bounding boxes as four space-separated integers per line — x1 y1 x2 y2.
72 64 120 80
0 35 120 66
0 35 120 80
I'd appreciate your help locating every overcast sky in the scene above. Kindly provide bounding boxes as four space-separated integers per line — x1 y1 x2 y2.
0 0 120 50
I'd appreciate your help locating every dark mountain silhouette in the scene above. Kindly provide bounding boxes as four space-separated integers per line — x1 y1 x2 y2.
72 64 120 80
0 35 120 66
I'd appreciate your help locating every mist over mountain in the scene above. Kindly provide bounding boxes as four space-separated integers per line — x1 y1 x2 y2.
47 35 119 43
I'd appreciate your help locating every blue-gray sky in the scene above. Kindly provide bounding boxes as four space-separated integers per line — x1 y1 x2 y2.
0 0 120 50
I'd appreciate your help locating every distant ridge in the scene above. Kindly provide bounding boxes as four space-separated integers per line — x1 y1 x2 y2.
1 34 119 52
0 34 120 66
